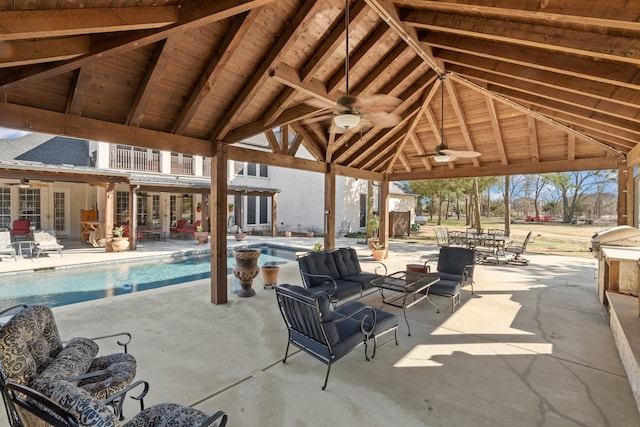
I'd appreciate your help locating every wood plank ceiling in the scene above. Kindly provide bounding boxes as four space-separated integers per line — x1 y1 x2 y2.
0 0 635 182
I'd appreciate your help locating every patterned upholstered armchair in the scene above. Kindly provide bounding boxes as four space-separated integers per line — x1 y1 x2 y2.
5 380 228 427
0 305 138 425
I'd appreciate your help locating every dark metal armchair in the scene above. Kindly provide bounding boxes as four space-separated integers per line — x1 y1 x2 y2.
4 380 227 427
424 246 476 312
275 284 378 390
505 231 533 265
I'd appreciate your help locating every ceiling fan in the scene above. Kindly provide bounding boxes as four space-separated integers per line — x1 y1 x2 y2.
305 0 401 133
416 74 481 162
8 178 48 188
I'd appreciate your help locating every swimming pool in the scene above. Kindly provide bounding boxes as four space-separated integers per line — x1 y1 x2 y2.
0 244 298 308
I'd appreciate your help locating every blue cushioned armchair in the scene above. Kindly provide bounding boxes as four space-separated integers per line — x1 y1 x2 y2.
275 284 379 390
424 246 475 312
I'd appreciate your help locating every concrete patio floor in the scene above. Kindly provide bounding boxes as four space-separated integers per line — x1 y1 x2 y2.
1 236 639 426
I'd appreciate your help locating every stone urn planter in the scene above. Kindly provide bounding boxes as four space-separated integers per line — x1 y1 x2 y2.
111 237 129 252
194 231 208 244
233 248 261 297
261 264 280 289
235 232 246 241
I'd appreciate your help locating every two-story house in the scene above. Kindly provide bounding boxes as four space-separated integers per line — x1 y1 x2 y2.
0 131 416 241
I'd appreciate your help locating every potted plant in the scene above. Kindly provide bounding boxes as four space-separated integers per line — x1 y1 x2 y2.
261 262 280 289
235 226 246 241
194 225 208 244
228 203 234 212
371 242 386 261
367 214 380 251
196 202 202 213
111 225 129 252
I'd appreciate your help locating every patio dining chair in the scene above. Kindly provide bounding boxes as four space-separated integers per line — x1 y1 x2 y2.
337 220 351 237
10 220 30 241
505 231 533 265
433 227 450 247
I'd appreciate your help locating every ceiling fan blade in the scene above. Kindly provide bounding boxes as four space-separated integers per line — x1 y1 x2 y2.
364 111 401 128
440 149 481 159
353 94 401 113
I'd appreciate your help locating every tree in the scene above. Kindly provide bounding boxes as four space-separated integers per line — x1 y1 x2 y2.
546 171 612 223
409 179 460 225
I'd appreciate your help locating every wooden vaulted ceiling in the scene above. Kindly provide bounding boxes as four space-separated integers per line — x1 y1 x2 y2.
0 0 636 182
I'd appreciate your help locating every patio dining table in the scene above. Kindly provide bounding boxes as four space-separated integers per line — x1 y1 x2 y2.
449 231 510 263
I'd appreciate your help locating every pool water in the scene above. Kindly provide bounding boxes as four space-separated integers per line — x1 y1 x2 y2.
0 245 297 308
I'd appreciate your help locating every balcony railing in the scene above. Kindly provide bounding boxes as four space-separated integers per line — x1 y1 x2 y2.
110 148 160 172
171 156 194 175
203 157 211 177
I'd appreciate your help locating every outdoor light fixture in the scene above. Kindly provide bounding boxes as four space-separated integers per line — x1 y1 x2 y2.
433 153 452 163
333 111 361 129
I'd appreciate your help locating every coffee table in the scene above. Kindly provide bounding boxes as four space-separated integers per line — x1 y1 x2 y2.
371 271 440 336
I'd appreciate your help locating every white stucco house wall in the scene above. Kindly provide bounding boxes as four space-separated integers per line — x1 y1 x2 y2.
0 131 417 239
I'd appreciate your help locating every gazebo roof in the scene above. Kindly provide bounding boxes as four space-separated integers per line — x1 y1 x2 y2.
0 1 635 181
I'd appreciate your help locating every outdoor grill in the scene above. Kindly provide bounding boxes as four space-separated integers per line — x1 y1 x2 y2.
591 225 640 260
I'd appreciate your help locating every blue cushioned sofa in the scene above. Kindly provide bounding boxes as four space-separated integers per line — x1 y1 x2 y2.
297 247 387 304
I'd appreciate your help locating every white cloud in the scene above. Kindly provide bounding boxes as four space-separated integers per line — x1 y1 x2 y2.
0 128 30 139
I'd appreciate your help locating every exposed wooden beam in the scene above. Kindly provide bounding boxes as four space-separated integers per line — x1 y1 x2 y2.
364 0 444 74
404 10 640 65
66 63 94 116
268 62 333 108
452 73 624 158
528 116 540 163
448 64 640 124
264 129 282 154
390 157 622 181
409 131 432 171
485 97 508 165
172 12 255 135
327 23 395 94
289 123 326 162
0 6 178 41
396 0 640 32
0 0 276 89
423 32 640 90
224 103 320 143
0 102 214 157
213 0 321 140
439 50 640 110
568 134 576 161
387 80 439 172
443 77 480 167
0 37 89 68
127 40 171 126
288 133 304 156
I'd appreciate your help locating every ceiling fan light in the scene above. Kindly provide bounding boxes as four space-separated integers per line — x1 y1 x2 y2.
333 112 361 129
433 154 451 163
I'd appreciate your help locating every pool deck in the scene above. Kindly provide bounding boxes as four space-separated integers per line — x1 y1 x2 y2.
1 235 640 426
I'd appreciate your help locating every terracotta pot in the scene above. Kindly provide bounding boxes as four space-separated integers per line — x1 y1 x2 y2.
261 264 280 289
235 232 246 241
367 238 380 251
233 249 261 297
372 249 385 261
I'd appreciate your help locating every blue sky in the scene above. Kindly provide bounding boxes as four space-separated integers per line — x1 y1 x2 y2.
0 128 30 139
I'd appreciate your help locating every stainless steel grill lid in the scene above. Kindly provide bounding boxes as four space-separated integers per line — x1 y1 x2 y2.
591 225 640 258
